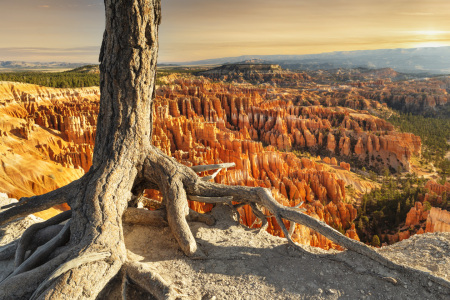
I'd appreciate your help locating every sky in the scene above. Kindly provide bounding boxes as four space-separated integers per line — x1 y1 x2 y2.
0 0 449 63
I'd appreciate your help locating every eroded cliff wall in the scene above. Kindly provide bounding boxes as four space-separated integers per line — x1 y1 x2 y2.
0 78 428 248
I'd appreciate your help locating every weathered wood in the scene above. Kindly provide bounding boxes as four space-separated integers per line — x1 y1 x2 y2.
190 162 235 173
30 252 112 300
0 180 78 227
15 210 71 268
140 196 164 209
188 195 234 203
10 220 71 278
200 168 222 181
0 1 163 298
0 242 17 261
187 208 215 226
124 261 178 300
123 207 166 226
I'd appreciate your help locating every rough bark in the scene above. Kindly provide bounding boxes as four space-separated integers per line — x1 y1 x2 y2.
1 0 161 298
0 0 449 298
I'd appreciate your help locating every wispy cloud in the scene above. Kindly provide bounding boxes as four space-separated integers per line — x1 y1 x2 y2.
399 12 434 16
38 5 50 8
0 47 99 63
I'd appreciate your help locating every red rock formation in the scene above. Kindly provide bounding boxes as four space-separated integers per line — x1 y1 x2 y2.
340 162 351 172
4 77 427 249
425 180 450 196
405 202 429 227
425 207 450 233
0 83 96 200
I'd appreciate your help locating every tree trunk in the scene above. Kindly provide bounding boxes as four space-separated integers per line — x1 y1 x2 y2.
1 0 449 298
39 0 162 297
1 0 163 298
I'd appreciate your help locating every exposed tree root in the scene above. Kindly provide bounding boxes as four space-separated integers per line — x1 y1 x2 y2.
0 248 73 299
190 162 235 173
0 242 17 261
249 203 269 232
9 220 71 278
1 154 450 299
123 207 166 226
145 153 450 288
30 252 111 300
188 195 234 203
14 210 71 268
0 179 80 227
187 208 215 226
188 180 450 289
191 162 235 182
163 173 199 257
122 261 179 300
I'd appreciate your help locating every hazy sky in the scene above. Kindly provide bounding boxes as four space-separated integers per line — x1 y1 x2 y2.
1 0 449 63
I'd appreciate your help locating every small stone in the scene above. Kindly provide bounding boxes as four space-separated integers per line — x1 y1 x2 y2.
428 281 432 287
202 293 216 300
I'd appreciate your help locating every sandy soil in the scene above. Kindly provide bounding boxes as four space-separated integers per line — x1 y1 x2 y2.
1 198 449 300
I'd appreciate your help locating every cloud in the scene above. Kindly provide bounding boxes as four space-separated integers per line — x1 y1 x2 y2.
398 12 434 16
38 5 50 8
0 47 99 63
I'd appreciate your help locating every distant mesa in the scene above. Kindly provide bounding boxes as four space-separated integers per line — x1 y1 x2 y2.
172 46 450 75
225 59 273 65
198 61 311 85
200 61 283 75
0 61 89 72
66 65 100 74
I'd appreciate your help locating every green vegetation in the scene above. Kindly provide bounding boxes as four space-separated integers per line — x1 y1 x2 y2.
371 235 380 247
0 65 207 88
155 67 207 85
355 172 449 244
358 173 423 235
388 112 450 177
0 70 99 88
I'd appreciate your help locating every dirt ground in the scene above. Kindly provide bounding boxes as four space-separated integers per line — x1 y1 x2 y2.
1 196 449 300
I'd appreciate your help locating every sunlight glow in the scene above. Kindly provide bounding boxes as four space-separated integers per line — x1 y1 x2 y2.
414 41 449 48
414 30 450 36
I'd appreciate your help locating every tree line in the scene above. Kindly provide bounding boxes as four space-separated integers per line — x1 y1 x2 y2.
388 111 450 177
356 171 448 245
0 71 99 88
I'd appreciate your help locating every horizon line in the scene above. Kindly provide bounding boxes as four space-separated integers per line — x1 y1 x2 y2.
0 45 449 65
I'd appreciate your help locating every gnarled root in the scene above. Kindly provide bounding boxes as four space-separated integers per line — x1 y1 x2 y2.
0 179 80 227
162 174 199 256
14 210 72 268
1 149 449 299
30 252 112 300
0 242 18 261
123 207 167 226
187 208 215 226
9 220 71 278
0 248 73 299
187 181 450 289
122 261 179 300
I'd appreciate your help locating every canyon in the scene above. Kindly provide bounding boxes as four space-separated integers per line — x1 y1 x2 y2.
401 180 450 241
0 72 447 248
299 68 450 115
